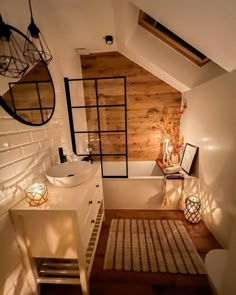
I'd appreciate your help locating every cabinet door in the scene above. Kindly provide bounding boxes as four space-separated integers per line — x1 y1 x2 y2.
82 185 103 251
79 178 102 224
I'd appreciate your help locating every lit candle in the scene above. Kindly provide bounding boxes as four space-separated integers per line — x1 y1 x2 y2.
167 146 173 163
184 195 201 223
25 182 48 206
165 138 169 152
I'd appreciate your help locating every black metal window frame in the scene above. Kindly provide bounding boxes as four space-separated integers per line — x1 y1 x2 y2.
64 76 128 178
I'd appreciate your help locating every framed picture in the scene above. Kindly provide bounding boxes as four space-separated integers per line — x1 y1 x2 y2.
180 143 198 175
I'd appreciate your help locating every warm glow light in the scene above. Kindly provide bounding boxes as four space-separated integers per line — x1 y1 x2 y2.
168 146 173 153
184 195 201 223
212 208 222 226
25 182 48 206
189 195 199 203
164 138 169 154
207 145 217 151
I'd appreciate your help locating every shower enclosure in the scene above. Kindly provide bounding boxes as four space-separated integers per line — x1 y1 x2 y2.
64 76 128 178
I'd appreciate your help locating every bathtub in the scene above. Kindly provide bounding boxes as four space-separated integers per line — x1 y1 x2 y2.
102 161 184 210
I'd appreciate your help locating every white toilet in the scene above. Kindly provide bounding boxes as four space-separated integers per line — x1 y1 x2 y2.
205 249 227 295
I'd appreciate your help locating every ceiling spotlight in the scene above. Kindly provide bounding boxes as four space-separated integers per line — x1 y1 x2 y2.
105 35 113 45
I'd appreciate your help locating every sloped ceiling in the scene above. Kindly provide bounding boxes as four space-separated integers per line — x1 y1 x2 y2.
112 0 226 91
129 0 236 72
2 0 234 92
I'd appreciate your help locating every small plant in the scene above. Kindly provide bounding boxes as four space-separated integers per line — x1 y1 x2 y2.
152 114 183 152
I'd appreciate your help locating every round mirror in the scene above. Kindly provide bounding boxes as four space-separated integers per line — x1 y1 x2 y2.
0 25 55 126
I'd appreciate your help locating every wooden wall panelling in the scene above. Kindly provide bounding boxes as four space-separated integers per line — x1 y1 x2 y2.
100 133 126 155
81 52 181 161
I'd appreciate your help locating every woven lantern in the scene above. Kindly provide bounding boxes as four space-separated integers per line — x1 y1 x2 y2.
184 195 201 223
25 182 48 206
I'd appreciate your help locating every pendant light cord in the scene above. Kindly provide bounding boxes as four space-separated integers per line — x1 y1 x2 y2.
29 0 33 19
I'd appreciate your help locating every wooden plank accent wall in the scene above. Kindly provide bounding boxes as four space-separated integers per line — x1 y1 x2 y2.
81 52 181 160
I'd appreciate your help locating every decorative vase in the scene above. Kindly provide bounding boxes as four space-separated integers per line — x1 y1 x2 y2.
170 152 180 165
163 151 169 165
163 138 170 165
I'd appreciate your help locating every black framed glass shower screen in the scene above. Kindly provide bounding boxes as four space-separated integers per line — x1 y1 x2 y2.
64 76 128 178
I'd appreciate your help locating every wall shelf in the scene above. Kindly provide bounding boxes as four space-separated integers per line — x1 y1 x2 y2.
156 159 184 179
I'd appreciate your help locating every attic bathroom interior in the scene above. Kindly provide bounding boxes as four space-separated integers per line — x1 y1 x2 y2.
0 0 236 295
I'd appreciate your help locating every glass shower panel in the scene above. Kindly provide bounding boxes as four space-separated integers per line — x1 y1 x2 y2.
72 108 98 132
65 76 127 177
83 80 96 106
97 78 124 105
102 156 127 177
99 107 125 131
69 80 96 106
100 132 126 155
88 132 100 155
75 132 100 155
69 80 84 106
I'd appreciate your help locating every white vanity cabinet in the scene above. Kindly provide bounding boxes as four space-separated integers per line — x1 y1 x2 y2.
10 162 104 295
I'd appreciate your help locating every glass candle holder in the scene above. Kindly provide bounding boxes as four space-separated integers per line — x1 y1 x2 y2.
184 195 201 223
25 182 48 206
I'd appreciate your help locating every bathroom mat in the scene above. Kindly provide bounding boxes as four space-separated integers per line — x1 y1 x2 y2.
104 219 205 274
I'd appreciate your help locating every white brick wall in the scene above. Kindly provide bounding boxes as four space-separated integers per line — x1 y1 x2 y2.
0 0 87 292
0 62 72 294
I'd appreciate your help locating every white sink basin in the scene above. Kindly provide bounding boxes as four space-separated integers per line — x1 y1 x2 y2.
46 161 92 188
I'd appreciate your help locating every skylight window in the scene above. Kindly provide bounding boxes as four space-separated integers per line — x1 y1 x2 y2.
138 11 210 66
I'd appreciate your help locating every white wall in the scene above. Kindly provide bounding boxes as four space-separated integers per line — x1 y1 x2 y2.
181 69 236 248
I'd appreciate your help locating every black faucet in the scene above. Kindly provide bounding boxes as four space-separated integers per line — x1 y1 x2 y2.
81 154 94 164
58 147 67 163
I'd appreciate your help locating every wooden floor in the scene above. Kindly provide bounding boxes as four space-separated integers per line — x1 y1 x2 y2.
41 210 221 295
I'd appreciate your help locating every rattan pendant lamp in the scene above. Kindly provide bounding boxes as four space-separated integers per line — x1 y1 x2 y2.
23 0 52 64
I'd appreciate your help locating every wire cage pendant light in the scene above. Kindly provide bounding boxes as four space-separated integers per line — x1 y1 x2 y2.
0 15 29 78
23 0 52 65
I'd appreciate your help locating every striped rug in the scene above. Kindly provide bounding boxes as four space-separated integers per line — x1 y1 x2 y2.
104 219 206 275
